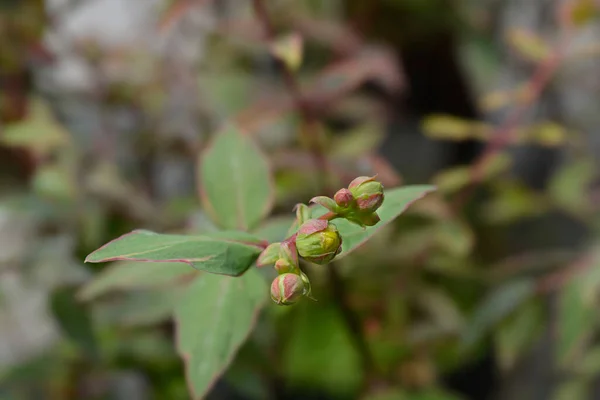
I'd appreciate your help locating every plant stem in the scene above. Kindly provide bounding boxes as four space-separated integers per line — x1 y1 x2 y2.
251 0 331 191
452 10 572 211
252 0 382 389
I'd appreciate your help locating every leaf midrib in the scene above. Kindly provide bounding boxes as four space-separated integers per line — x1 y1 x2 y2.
86 233 263 263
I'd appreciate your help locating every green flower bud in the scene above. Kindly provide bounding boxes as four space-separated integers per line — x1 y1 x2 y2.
295 219 342 264
256 243 281 267
271 273 305 305
348 176 384 213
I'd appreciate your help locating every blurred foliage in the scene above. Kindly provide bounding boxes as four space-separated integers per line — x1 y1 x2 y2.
1 0 600 399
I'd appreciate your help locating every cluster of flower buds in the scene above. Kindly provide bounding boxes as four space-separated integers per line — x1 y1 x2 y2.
257 176 384 305
311 175 384 227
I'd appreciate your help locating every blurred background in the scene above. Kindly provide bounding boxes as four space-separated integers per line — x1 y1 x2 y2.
1 0 600 399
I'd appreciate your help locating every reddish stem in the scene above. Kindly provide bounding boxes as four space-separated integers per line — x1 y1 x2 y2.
251 0 331 191
452 24 571 211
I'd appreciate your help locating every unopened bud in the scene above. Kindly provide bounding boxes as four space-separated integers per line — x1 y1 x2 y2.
334 188 354 208
279 240 299 268
296 219 342 264
274 258 294 274
271 273 305 305
348 176 384 213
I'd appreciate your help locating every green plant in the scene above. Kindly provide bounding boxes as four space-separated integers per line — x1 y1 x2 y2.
82 123 434 397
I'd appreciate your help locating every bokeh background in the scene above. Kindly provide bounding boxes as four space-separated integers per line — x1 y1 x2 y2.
1 0 600 399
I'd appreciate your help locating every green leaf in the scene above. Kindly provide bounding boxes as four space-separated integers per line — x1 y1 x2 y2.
282 303 363 397
1 98 70 157
362 388 464 400
580 346 600 376
548 159 595 216
270 32 304 72
174 268 267 399
553 380 588 400
410 390 465 400
362 389 407 400
78 261 196 300
495 300 543 370
462 279 535 349
94 289 181 327
556 268 597 367
312 185 436 258
85 230 265 276
422 114 489 141
49 286 98 360
200 124 274 231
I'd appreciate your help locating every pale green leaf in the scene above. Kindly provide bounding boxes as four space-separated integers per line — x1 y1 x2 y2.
362 389 407 400
94 289 181 327
495 300 543 370
283 303 363 397
506 28 551 62
548 159 595 216
421 114 489 141
79 261 196 300
200 124 274 231
1 98 70 156
462 279 535 349
85 230 266 276
557 270 597 366
553 380 588 400
408 390 465 400
580 346 600 376
50 286 98 360
174 269 267 399
362 388 464 400
330 122 386 158
270 32 303 72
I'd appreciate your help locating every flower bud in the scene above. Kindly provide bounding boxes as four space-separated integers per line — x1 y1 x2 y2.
257 243 281 267
348 176 384 213
279 240 299 268
334 188 354 208
296 219 342 264
274 258 294 274
271 273 305 305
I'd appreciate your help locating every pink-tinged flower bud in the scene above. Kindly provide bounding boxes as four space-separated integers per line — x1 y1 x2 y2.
348 176 384 213
334 188 354 208
257 243 281 267
274 258 293 274
296 219 342 264
271 273 305 305
309 196 338 213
